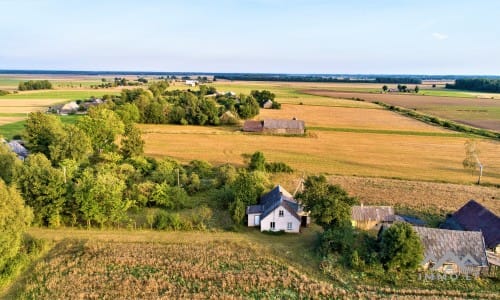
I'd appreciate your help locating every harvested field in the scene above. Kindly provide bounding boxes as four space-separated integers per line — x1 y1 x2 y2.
0 116 25 125
329 175 499 215
141 124 500 185
302 90 500 131
259 104 450 132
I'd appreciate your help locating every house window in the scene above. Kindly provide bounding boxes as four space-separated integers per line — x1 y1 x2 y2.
270 222 275 229
278 210 284 217
287 222 292 230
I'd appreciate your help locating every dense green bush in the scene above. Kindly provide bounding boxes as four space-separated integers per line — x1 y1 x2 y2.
18 80 52 91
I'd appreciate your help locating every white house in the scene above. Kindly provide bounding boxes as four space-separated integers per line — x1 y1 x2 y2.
262 99 273 109
246 185 309 233
185 80 198 87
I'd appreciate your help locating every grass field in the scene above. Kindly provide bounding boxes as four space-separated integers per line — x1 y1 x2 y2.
0 115 81 139
303 90 500 131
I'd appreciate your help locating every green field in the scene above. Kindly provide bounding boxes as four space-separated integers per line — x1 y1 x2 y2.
0 115 82 139
0 89 119 100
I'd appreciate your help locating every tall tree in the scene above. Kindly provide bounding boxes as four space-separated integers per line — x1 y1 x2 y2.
49 124 92 164
74 168 130 228
77 107 125 153
0 142 22 184
120 124 145 159
23 112 65 158
17 153 66 227
0 179 33 273
379 223 423 271
297 175 357 229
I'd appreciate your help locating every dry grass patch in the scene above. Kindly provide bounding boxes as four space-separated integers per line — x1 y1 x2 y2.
141 125 500 184
0 116 25 125
259 104 449 132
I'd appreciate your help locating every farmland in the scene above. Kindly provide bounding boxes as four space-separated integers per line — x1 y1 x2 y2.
4 229 499 299
302 90 500 132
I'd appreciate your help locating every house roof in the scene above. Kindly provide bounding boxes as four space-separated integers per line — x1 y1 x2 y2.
413 227 488 267
61 101 79 112
351 205 395 222
445 200 500 249
249 185 301 221
243 120 263 132
7 140 28 158
263 119 305 130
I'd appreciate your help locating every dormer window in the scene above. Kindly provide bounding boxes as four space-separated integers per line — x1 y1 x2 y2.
278 210 284 217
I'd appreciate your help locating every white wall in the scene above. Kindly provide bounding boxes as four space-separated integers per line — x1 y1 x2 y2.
247 213 260 227
260 205 300 233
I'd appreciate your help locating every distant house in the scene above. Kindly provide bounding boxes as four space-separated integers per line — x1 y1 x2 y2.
59 101 80 115
185 80 198 87
246 185 309 233
413 227 488 276
242 119 305 135
219 111 238 125
262 99 273 109
441 200 500 252
81 98 103 110
351 205 397 230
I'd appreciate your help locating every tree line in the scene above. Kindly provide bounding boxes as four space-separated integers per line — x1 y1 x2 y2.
446 79 500 93
18 80 52 91
101 82 279 126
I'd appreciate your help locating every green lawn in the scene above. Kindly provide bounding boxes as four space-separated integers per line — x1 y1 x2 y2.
0 115 82 139
0 90 119 100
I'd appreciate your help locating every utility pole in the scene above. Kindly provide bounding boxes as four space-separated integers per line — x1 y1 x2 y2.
474 154 483 185
176 168 180 186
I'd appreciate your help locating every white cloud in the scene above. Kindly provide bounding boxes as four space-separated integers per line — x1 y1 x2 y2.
432 32 449 40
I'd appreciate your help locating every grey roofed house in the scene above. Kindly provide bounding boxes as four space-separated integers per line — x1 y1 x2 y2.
351 205 396 222
441 200 500 250
413 227 488 273
246 185 309 232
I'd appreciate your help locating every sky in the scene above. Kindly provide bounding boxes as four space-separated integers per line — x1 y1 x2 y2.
0 0 499 74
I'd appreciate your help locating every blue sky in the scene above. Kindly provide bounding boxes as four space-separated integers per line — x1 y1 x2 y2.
0 0 499 74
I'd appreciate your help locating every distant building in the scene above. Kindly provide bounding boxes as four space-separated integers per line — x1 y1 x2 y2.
262 100 273 109
59 101 80 115
441 200 500 252
185 80 198 87
246 185 309 233
219 111 238 125
243 119 305 135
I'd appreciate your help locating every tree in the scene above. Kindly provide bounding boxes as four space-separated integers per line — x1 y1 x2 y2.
228 170 265 224
74 167 130 228
120 124 145 159
115 103 140 125
48 124 92 164
463 139 483 184
23 112 65 158
17 153 66 227
414 85 419 93
236 95 260 119
250 90 278 107
249 151 266 171
379 223 423 271
0 142 22 184
77 107 125 153
297 175 357 229
0 179 33 273
382 85 388 92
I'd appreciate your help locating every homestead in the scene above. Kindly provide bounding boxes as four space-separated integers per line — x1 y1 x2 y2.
414 227 489 276
246 185 309 233
242 118 305 135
